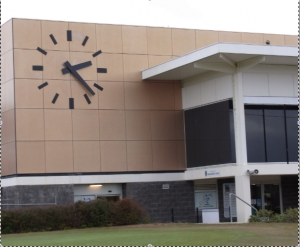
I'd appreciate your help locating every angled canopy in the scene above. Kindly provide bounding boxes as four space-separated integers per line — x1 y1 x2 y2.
142 43 297 80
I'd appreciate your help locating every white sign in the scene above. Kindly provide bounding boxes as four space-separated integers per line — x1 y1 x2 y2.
205 170 220 177
195 191 218 209
162 184 169 189
223 183 237 217
82 195 96 202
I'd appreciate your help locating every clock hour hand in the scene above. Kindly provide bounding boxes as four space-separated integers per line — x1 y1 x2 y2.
61 61 92 74
64 61 95 96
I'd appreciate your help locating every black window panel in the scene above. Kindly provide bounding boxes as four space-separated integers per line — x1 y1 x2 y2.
286 109 298 118
184 110 195 140
264 109 286 162
229 110 236 163
286 110 298 162
186 140 196 168
184 100 235 168
245 109 266 162
194 140 218 166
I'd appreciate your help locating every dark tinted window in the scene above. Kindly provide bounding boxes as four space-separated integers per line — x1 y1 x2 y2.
264 109 286 162
245 105 298 163
286 110 298 162
184 100 235 168
245 109 266 162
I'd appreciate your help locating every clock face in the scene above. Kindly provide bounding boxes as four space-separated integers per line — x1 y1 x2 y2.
34 30 106 109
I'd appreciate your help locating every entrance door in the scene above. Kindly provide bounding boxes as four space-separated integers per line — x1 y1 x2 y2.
250 184 262 214
250 184 281 214
264 184 280 214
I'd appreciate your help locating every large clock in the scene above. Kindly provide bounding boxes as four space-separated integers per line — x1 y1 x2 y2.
34 30 106 109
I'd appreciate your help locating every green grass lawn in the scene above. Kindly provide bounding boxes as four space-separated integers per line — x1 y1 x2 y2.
2 222 298 246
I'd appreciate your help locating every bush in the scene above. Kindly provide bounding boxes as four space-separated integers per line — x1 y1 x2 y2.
249 208 298 223
282 208 298 223
249 209 273 222
2 198 149 234
111 198 147 226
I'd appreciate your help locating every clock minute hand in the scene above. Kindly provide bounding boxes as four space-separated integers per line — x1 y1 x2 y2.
61 61 92 74
64 61 95 96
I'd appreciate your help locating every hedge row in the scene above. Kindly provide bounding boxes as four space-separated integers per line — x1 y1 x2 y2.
2 198 149 234
249 208 298 223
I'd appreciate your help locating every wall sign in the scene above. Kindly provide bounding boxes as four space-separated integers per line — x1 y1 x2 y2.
162 184 169 189
195 191 218 209
74 195 96 202
223 183 237 217
205 169 220 177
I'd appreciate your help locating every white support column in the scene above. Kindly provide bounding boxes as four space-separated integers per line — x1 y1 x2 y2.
232 65 251 223
232 67 248 165
235 175 252 223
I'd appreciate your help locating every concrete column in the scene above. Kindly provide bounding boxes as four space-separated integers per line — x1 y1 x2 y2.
232 68 248 165
232 67 251 222
235 175 252 223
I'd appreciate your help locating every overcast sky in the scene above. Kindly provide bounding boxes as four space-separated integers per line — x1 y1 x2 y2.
2 0 298 35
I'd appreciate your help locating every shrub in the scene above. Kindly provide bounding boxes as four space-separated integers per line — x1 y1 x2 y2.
249 208 298 223
270 213 284 223
2 198 148 234
111 198 147 226
249 209 274 222
282 208 298 223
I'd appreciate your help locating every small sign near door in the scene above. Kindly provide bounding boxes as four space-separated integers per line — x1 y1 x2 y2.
195 191 218 209
162 184 169 189
223 183 237 217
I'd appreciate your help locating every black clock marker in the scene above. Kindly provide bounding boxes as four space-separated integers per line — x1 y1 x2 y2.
92 50 102 57
37 47 47 55
82 36 89 46
67 30 72 41
33 66 43 71
97 68 107 73
94 83 103 91
50 34 57 45
84 94 91 104
62 61 92 74
69 98 74 109
52 93 59 104
38 82 48 89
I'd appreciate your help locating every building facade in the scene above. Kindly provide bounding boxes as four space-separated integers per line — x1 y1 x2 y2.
1 18 298 223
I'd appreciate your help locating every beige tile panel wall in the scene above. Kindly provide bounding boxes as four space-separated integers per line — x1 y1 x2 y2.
7 19 297 175
2 142 17 176
2 19 13 55
14 140 185 173
4 79 15 112
2 50 14 83
284 35 298 46
11 79 181 111
15 109 184 141
2 109 16 144
17 142 46 173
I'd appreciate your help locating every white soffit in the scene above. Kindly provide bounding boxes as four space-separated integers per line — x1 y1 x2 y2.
142 43 297 81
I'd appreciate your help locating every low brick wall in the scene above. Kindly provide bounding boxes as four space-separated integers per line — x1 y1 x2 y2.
2 184 74 209
123 181 199 223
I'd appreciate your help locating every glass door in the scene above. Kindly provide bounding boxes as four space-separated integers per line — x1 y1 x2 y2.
264 184 280 214
250 184 262 214
250 183 281 214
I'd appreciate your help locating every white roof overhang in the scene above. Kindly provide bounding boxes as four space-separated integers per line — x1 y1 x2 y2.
142 43 298 81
